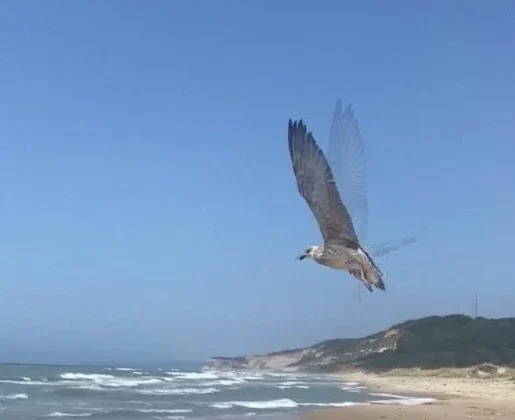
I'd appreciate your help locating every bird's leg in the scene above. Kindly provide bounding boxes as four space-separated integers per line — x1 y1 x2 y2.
356 282 362 301
350 270 367 299
349 271 362 301
358 269 373 292
361 280 373 292
358 269 371 292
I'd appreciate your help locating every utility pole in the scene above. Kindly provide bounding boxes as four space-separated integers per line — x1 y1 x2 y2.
473 294 478 319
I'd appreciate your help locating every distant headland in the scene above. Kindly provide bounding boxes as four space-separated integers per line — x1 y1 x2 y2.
206 314 515 373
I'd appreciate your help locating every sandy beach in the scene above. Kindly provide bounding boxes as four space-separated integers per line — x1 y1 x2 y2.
303 369 515 420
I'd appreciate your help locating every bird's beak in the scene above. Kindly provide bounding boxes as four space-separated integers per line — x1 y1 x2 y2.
296 254 306 260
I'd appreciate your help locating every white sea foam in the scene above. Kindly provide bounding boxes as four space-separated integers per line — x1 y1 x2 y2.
237 373 265 381
274 380 310 389
264 372 299 378
21 377 31 381
164 371 183 376
60 372 162 388
0 380 59 386
137 387 219 396
370 397 436 406
369 392 409 399
0 393 29 400
211 403 233 409
368 392 436 405
172 372 219 380
72 384 104 391
136 409 193 414
61 373 115 381
212 398 299 409
342 381 360 387
220 371 264 381
46 413 93 418
115 367 136 371
277 381 304 386
344 388 365 393
105 378 163 388
299 401 365 407
199 379 245 387
340 385 366 391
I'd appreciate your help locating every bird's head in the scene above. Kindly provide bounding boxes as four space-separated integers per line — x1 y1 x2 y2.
296 246 322 261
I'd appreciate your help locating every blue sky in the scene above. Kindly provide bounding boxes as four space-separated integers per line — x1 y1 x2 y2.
1 1 514 364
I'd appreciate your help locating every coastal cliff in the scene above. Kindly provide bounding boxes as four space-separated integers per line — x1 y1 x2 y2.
206 314 515 373
206 325 401 372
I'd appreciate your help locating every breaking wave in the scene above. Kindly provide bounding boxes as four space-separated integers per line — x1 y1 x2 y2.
60 373 163 388
198 379 245 387
136 387 219 396
0 364 436 419
371 397 436 405
212 398 299 409
166 371 218 380
299 401 363 407
274 380 310 389
0 393 29 399
136 409 193 414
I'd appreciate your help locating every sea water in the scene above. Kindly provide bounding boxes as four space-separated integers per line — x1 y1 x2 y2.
0 362 433 419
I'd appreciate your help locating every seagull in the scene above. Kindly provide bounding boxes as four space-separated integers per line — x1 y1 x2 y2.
288 119 385 292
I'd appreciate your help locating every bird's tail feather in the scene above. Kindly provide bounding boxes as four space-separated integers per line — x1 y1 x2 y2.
362 266 385 291
357 247 386 292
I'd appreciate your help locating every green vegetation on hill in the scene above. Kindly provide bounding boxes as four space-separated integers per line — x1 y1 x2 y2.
359 314 515 370
206 314 515 373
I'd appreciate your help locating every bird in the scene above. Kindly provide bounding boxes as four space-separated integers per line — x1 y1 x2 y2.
288 118 385 292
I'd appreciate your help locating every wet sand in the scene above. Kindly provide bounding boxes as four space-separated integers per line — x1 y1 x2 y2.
303 370 515 420
303 399 515 420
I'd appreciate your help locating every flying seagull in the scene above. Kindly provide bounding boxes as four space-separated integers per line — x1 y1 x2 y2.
288 119 385 292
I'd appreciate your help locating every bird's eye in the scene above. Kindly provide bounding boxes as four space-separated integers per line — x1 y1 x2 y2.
306 248 311 253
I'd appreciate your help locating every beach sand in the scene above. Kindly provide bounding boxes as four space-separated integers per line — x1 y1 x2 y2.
303 370 515 420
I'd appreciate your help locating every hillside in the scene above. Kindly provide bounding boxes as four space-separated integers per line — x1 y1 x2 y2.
205 314 515 373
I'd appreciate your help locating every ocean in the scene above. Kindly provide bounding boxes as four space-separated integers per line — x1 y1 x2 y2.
0 363 432 419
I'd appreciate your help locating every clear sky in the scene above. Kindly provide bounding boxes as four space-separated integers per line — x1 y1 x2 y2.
1 1 514 365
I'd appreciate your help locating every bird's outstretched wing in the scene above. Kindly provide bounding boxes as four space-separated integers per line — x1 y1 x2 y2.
325 99 415 300
327 99 416 259
288 119 359 247
327 100 368 242
369 236 417 258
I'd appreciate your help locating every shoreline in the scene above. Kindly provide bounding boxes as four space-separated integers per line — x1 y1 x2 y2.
303 369 515 419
